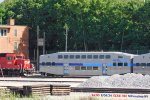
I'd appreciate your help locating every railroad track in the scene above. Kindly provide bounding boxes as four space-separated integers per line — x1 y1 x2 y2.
0 80 83 83
71 87 150 94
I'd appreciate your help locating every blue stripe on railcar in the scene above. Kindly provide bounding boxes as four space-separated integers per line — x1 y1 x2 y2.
69 63 83 66
126 63 133 67
107 63 113 67
83 63 101 66
39 62 134 67
55 63 64 66
132 63 136 66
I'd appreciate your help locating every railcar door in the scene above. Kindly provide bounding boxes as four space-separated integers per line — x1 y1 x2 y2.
63 65 69 75
102 63 107 75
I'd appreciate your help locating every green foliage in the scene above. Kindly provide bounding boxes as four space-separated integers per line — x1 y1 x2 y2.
0 0 150 57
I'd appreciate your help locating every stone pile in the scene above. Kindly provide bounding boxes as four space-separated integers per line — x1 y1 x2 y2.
79 76 103 88
79 73 150 89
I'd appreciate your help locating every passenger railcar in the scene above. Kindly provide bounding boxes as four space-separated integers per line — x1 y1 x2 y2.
39 52 135 76
133 53 150 75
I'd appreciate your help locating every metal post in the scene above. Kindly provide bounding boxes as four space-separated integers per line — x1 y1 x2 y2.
37 26 39 71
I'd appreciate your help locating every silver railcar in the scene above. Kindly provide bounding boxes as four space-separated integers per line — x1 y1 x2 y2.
39 52 135 76
133 53 150 75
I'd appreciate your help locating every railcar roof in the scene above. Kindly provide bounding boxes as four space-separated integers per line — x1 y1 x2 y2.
58 51 135 55
136 53 150 56
40 52 137 57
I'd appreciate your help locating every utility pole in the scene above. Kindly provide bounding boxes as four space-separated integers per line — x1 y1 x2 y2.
36 26 39 71
65 28 68 52
43 32 45 54
64 23 68 52
1 17 2 25
121 32 124 51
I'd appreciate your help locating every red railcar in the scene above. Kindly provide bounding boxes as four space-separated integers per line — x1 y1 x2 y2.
0 53 33 76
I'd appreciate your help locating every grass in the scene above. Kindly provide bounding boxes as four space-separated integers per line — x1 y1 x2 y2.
0 91 100 100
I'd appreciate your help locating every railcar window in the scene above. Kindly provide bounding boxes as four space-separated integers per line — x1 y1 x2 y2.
81 66 86 70
81 55 86 59
118 56 123 58
136 63 140 66
147 63 150 66
0 53 6 57
52 62 55 66
124 63 128 66
93 55 98 59
16 56 23 59
87 55 92 59
99 55 104 59
75 66 80 70
42 62 45 65
6 56 12 60
113 63 116 66
58 55 63 59
106 55 111 59
87 67 92 70
46 62 51 66
76 55 80 59
93 66 98 70
70 55 74 59
141 63 146 66
118 63 123 66
64 55 68 59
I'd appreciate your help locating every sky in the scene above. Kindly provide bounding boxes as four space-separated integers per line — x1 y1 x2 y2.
0 0 4 3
